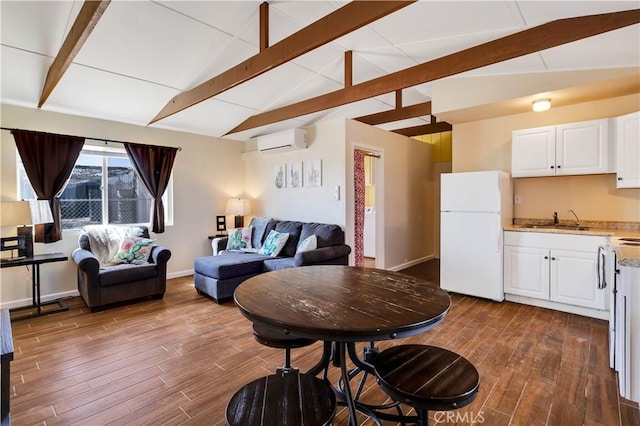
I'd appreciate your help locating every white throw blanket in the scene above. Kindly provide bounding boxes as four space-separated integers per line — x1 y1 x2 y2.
83 225 144 265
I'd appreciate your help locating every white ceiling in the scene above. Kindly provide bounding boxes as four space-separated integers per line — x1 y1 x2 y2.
1 1 638 142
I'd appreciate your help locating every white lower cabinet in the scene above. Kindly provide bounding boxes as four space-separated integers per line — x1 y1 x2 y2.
504 246 549 299
504 231 608 315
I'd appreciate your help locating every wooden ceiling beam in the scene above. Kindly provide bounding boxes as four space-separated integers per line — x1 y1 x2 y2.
344 51 353 88
259 2 269 51
149 1 415 124
354 101 432 125
38 0 110 107
225 9 640 135
393 121 452 137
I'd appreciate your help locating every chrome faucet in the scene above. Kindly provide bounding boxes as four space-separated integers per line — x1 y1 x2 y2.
568 209 580 227
553 212 558 227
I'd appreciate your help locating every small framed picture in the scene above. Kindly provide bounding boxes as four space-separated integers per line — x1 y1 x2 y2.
289 162 302 188
274 164 285 189
304 159 322 187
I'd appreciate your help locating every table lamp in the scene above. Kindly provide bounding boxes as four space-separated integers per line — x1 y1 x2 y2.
225 198 251 228
0 200 53 261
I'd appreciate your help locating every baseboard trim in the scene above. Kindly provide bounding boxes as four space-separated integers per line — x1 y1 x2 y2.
168 269 193 279
388 255 434 272
0 289 80 310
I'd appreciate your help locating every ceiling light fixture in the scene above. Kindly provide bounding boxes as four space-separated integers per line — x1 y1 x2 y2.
532 99 551 112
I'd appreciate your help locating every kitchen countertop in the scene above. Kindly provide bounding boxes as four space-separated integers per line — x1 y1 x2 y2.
504 221 640 268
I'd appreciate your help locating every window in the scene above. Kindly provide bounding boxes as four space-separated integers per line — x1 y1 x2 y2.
17 142 173 230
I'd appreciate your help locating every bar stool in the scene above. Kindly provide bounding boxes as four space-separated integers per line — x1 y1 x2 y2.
226 370 336 426
252 324 316 372
374 344 479 425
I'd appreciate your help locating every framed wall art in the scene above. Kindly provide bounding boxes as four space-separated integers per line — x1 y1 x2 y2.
304 159 322 187
274 164 286 189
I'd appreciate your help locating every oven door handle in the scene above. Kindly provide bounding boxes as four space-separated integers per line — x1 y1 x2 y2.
597 246 607 290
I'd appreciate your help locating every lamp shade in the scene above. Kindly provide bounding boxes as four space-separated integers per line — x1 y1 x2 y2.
225 198 252 216
28 200 54 224
0 201 32 226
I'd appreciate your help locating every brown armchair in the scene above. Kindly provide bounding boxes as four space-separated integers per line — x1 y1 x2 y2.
72 226 171 311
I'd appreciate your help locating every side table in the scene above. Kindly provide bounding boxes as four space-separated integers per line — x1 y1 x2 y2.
0 252 69 321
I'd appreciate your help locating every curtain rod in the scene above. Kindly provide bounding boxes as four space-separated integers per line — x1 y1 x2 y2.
356 149 381 158
0 127 182 151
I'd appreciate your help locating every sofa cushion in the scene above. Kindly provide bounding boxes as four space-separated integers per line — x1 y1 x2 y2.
296 234 317 253
99 263 158 287
226 227 253 250
263 257 296 271
258 230 289 257
300 223 345 248
112 236 155 265
249 217 276 249
275 221 303 257
194 252 271 280
80 225 150 266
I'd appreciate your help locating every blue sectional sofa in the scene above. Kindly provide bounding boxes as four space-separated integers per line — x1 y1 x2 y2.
194 218 351 303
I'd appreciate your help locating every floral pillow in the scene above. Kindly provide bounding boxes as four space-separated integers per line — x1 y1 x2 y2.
258 230 289 257
112 236 155 265
296 234 317 254
226 227 253 251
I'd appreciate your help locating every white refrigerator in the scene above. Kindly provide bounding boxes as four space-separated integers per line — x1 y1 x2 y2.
440 171 512 301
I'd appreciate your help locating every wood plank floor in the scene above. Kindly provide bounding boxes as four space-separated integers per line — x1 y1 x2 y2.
6 260 639 425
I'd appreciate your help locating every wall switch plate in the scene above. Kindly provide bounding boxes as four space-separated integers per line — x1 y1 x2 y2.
335 186 341 201
514 194 522 204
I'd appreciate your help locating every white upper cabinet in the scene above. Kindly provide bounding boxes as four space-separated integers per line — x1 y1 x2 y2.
512 118 613 178
511 126 556 177
615 111 640 188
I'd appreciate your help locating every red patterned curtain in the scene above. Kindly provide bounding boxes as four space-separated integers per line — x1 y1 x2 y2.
354 150 366 267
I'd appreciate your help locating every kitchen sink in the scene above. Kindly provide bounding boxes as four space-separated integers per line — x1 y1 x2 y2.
520 224 590 231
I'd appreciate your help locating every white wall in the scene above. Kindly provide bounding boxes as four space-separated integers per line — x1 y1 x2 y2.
0 104 244 308
243 120 346 226
345 119 434 271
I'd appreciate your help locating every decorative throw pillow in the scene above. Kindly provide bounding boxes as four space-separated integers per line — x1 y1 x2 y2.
112 236 155 265
258 230 290 257
296 234 317 254
226 227 253 250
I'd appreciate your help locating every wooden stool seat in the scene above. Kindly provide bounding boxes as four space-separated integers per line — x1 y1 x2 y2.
226 371 336 426
252 324 316 349
253 324 316 371
374 344 479 419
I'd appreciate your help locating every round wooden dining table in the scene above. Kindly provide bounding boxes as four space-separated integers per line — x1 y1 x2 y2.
233 265 452 425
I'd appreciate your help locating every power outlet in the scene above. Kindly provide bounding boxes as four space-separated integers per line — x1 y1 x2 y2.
514 194 522 205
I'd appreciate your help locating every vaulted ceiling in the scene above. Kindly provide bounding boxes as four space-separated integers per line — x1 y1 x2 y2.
1 1 638 142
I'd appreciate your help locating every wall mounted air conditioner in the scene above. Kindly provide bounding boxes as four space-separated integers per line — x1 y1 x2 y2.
257 128 307 154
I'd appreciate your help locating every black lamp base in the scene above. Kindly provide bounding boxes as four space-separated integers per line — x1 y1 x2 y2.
234 216 244 228
17 226 33 258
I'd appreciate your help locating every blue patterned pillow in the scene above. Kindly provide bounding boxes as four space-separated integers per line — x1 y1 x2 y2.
258 230 289 257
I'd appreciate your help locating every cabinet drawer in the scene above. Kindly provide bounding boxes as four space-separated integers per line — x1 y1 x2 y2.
504 231 607 251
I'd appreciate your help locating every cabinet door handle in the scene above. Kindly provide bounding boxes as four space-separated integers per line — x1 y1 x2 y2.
544 256 549 259
557 165 561 169
550 166 555 169
551 257 556 261
618 177 623 181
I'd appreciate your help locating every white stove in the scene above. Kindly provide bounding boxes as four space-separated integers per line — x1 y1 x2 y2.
606 235 640 403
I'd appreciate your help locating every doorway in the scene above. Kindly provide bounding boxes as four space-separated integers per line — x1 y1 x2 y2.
353 146 382 268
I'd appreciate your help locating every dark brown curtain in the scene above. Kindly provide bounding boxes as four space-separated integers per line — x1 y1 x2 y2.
12 129 84 243
124 142 178 233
